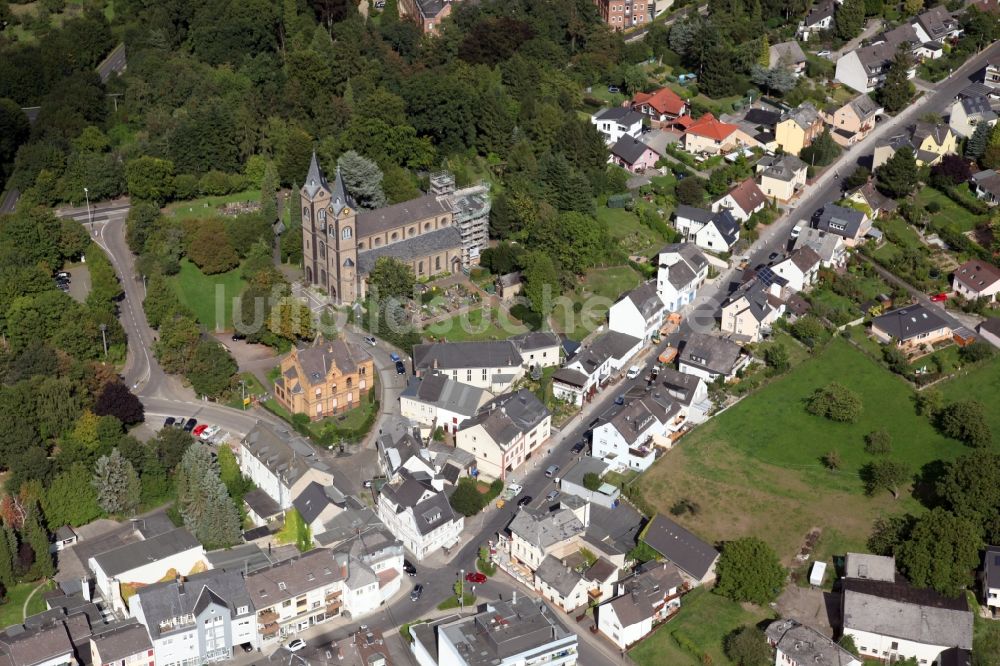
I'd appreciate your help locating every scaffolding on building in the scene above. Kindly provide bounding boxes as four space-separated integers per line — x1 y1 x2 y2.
431 171 491 268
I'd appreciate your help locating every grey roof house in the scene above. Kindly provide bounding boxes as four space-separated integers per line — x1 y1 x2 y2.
640 514 719 585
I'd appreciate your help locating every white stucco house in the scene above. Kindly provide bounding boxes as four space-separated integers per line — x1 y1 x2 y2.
376 471 464 560
551 331 643 406
591 107 645 145
399 374 492 435
608 281 667 344
656 243 709 311
239 422 334 510
770 246 822 293
597 562 685 650
591 394 684 472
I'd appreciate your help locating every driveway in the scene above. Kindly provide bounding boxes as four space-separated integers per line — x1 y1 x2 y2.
65 263 91 304
774 584 839 636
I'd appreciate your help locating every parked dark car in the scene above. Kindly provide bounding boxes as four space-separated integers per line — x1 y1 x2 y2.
395 360 406 375
517 495 533 507
571 441 586 454
240 644 254 654
163 416 176 428
183 418 197 432
410 584 423 601
403 560 417 576
231 332 246 341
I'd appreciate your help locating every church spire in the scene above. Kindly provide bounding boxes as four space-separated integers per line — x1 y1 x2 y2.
330 166 355 217
303 150 330 199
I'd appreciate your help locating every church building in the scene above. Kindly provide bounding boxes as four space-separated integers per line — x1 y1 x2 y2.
300 153 489 304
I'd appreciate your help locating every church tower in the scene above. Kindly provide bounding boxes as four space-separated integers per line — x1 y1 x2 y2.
301 151 332 295
328 167 359 304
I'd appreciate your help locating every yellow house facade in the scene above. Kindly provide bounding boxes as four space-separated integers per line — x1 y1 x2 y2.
774 103 823 156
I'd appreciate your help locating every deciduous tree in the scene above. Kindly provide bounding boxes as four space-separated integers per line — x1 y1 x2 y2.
41 464 101 529
367 257 415 301
94 382 145 425
896 507 981 595
714 537 785 605
724 626 772 666
806 382 863 423
863 459 911 499
937 400 992 447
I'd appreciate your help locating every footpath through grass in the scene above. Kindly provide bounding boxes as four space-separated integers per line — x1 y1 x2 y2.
638 338 966 560
629 587 774 666
170 259 247 331
0 581 52 627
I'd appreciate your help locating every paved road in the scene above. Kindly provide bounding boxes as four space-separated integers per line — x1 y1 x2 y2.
97 43 127 83
685 40 1000 333
0 189 19 214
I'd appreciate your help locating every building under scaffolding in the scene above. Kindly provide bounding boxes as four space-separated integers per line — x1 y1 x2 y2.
430 172 491 268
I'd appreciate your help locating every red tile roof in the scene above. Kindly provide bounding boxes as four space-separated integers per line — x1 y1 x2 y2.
632 88 686 116
953 259 1000 293
685 113 739 141
724 179 767 214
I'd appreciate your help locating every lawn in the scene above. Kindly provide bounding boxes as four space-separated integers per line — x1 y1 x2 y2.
170 259 247 331
225 372 268 410
638 338 967 561
940 355 1000 437
423 307 523 342
0 581 52 627
629 588 774 666
916 187 984 234
597 206 665 256
163 190 260 220
551 265 642 341
876 217 923 251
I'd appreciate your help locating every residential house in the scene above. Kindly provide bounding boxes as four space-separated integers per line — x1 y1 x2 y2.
672 205 718 240
273 338 373 420
608 281 667 344
591 394 683 471
771 247 822 292
827 94 883 146
952 259 1000 302
842 577 972 665
775 103 823 156
558 458 620 509
694 210 741 254
641 514 720 586
130 568 255 665
630 88 687 126
871 303 953 349
846 181 898 219
552 331 643 405
797 0 835 41
503 506 586 573
978 317 1000 348
495 271 522 301
712 178 767 223
455 389 552 481
678 333 749 383
913 6 962 44
609 136 659 172
982 60 1000 89
683 113 757 155
756 154 808 202
510 331 562 370
765 619 862 666
330 627 397 666
769 41 807 75
399 374 492 435
239 422 333 510
720 277 785 342
814 204 872 247
836 42 916 94
0 615 84 666
376 430 475 486
983 545 1000 617
657 368 709 416
51 526 78 554
243 488 282 528
792 227 847 268
740 107 782 148
412 341 525 393
948 95 998 138
656 243 709 311
399 0 455 34
591 107 645 145
247 550 348 645
596 561 684 651
89 620 154 666
376 471 463 560
293 481 346 535
972 169 1000 205
532 555 595 613
872 123 956 169
330 526 406 611
594 0 653 30
408 597 578 666
89 528 207 615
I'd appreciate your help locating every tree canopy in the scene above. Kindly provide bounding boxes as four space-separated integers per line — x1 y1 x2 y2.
714 537 785 605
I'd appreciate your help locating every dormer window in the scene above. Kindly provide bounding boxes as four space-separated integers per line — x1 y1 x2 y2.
278 582 287 591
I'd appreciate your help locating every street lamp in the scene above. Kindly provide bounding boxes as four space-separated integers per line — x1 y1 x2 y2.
459 569 465 612
239 379 247 410
99 323 108 357
83 187 93 235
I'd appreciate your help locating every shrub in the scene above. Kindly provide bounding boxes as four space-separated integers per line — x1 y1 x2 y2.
936 400 992 447
864 429 893 455
806 382 863 423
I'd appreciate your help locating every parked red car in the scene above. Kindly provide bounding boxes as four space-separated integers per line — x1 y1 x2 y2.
465 572 487 584
192 424 208 437
930 293 948 302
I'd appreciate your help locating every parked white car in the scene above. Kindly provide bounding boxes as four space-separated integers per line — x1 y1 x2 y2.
199 425 221 442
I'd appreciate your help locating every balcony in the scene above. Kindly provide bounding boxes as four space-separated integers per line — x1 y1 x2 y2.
326 598 343 614
257 609 278 624
587 588 603 601
628 445 655 459
260 621 279 637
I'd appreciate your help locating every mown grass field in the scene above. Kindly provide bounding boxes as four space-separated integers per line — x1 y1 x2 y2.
551 265 642 341
638 338 967 561
424 307 523 342
170 259 247 331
